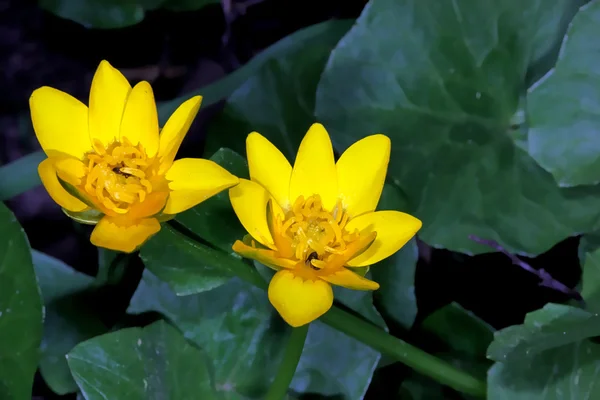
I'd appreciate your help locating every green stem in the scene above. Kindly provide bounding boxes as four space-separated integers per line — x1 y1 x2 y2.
169 229 487 397
321 307 487 398
265 324 309 400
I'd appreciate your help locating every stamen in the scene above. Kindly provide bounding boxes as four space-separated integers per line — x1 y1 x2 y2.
274 194 372 274
80 139 157 214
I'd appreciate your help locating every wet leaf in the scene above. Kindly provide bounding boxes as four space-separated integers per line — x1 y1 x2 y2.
0 203 43 400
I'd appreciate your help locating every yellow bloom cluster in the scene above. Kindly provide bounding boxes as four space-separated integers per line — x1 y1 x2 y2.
31 60 422 326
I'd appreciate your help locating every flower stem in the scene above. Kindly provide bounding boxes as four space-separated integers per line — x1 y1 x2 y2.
321 307 487 397
265 324 309 400
171 230 487 397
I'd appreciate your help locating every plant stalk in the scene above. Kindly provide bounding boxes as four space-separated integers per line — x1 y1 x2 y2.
265 324 309 400
170 227 487 398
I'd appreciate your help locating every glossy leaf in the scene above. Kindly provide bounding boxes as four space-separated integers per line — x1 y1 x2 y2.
67 320 216 399
129 272 285 398
0 203 43 400
175 148 249 253
526 1 600 186
581 248 600 310
204 19 353 159
34 250 106 395
139 226 234 296
315 0 600 255
487 303 600 363
488 341 600 399
487 302 600 397
128 270 384 399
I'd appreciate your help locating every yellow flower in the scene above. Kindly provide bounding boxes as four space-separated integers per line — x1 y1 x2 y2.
229 123 422 327
29 60 239 253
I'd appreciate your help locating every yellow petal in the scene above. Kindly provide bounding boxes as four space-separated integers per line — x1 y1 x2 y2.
90 216 160 253
228 179 275 249
164 158 239 214
157 95 202 175
268 270 333 327
30 87 91 159
88 60 131 147
119 81 159 157
289 123 338 211
345 211 422 267
232 240 296 270
127 191 169 219
336 134 390 217
38 158 88 212
54 158 87 186
320 268 380 290
247 132 292 209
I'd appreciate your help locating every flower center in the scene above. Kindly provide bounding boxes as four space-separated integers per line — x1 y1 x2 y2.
277 194 361 270
83 138 155 214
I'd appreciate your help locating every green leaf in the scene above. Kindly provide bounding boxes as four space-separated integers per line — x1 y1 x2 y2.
204 19 353 159
290 321 380 399
487 341 600 399
139 226 234 296
128 270 383 399
0 203 43 400
175 148 249 253
487 303 600 363
67 320 216 399
487 302 600 398
158 20 353 124
0 151 45 201
128 272 285 399
315 0 600 255
421 302 494 380
581 248 600 310
525 0 590 85
526 1 600 186
33 250 106 395
39 0 146 29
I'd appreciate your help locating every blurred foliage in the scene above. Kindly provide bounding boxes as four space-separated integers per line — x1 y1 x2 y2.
38 0 219 29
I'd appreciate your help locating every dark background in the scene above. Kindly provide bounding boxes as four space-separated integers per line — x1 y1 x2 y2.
0 0 582 398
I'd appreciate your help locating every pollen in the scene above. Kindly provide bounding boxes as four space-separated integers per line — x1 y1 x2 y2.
82 137 156 214
276 194 363 271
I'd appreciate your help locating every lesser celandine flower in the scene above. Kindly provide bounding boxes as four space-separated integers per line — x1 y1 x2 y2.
229 123 422 327
29 60 239 253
